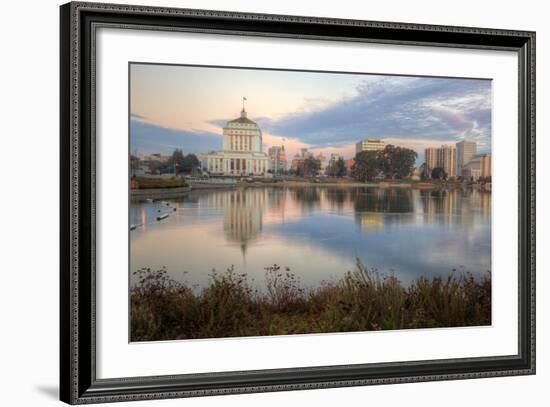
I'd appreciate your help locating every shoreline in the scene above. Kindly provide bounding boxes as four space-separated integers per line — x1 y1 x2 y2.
130 186 192 201
130 180 491 199
239 180 490 190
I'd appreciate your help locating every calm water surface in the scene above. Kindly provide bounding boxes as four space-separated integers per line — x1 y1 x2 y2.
130 187 491 289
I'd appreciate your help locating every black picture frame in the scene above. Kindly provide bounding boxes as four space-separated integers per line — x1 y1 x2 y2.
60 2 536 404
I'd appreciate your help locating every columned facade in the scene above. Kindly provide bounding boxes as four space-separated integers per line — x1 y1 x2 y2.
199 105 269 176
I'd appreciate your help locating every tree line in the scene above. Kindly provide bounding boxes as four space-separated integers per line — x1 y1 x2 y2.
291 155 348 178
290 144 417 181
131 149 201 175
351 145 417 181
168 149 200 174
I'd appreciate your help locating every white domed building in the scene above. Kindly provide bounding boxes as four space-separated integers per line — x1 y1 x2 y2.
200 102 269 176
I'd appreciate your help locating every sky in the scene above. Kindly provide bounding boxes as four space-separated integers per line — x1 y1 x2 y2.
130 63 492 165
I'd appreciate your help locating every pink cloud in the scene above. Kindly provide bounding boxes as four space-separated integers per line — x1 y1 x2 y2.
263 132 357 160
262 132 309 158
430 108 472 131
309 144 356 160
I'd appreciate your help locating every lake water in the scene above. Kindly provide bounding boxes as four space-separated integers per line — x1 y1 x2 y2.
130 186 491 290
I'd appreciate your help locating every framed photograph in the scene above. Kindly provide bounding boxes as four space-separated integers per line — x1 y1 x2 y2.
60 1 535 404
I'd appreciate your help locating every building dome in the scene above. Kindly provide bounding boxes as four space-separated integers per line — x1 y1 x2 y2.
222 107 263 153
226 108 257 125
199 101 270 176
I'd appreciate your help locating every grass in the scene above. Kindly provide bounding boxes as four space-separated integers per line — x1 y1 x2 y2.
134 176 188 189
130 261 491 341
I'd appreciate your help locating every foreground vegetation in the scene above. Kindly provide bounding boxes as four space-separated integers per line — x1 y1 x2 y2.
130 262 491 341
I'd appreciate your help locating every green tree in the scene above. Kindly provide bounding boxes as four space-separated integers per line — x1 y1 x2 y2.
351 151 380 182
326 158 347 177
181 154 200 173
431 167 447 180
170 149 185 165
298 156 321 177
379 145 417 179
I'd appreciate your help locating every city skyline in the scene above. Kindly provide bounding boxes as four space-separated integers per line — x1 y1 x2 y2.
130 63 492 165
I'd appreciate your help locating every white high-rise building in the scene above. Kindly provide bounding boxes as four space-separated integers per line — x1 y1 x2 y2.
462 153 492 181
200 100 269 175
456 140 477 176
268 146 287 174
425 148 439 176
438 145 457 178
355 139 385 154
424 145 457 178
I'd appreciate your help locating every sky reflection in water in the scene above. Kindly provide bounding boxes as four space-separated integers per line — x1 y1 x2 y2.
130 187 491 290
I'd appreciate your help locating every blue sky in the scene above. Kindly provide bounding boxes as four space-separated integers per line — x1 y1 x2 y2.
130 64 492 164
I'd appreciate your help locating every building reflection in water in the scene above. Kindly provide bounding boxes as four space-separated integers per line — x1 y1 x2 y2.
130 186 492 288
322 187 353 213
353 188 415 230
420 189 458 226
195 187 492 248
132 187 492 245
130 205 149 231
288 187 321 212
207 188 266 257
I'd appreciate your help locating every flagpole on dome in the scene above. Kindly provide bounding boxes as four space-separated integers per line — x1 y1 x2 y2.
241 96 247 118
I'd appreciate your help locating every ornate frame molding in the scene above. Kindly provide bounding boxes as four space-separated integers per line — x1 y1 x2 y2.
60 2 535 404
